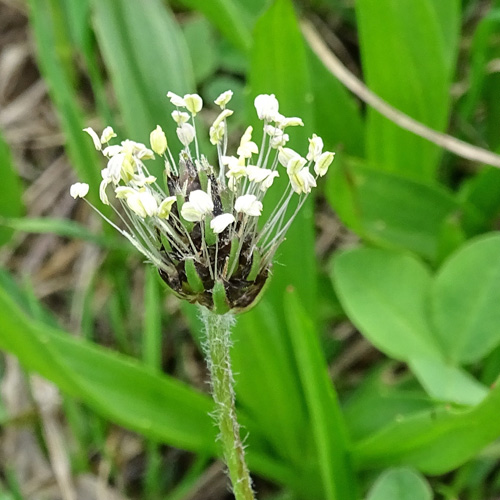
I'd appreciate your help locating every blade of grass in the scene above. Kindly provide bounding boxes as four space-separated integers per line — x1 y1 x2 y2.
248 0 317 314
176 0 252 52
91 0 195 177
284 288 358 500
356 0 459 181
0 284 216 453
0 217 124 250
0 132 23 246
28 0 102 196
143 267 164 498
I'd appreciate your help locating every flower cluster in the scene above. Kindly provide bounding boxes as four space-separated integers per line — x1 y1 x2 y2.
71 91 334 312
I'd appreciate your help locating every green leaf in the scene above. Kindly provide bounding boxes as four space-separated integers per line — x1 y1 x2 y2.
285 289 358 500
409 357 488 406
182 16 218 84
0 133 23 246
231 300 308 466
307 49 365 156
459 9 500 121
0 284 216 453
143 268 163 372
353 377 500 474
248 0 317 314
28 0 102 196
431 233 500 364
459 166 500 230
366 467 432 500
332 247 441 361
176 0 252 52
344 365 435 442
92 0 194 175
327 159 459 261
356 0 458 181
0 217 124 249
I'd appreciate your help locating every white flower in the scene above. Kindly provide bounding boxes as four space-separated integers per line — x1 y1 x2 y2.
121 140 154 160
115 186 136 199
184 94 203 115
83 127 102 151
286 155 307 175
181 190 214 222
126 190 158 218
210 213 235 234
210 123 225 145
307 134 324 162
225 161 247 181
237 126 259 158
106 154 126 184
247 166 279 191
100 126 116 143
150 125 167 155
209 108 233 145
278 147 300 167
99 179 110 205
254 94 279 121
290 168 317 194
246 165 269 183
271 132 289 149
212 109 233 129
177 123 196 147
314 151 335 177
102 145 123 157
235 194 263 216
167 91 186 107
70 182 89 199
260 170 279 191
275 114 304 128
215 90 233 108
158 196 177 219
171 111 190 124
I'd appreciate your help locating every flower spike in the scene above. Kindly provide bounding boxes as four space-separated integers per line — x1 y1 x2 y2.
72 91 335 312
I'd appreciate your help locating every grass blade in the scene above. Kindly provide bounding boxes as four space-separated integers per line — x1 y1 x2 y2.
284 288 357 500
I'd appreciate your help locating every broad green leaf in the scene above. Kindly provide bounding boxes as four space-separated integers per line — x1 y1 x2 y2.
307 49 365 156
327 159 459 261
332 247 441 361
0 284 215 453
428 0 461 76
248 0 317 313
356 0 457 181
0 133 23 246
29 0 102 196
431 233 500 364
0 279 295 486
344 365 435 442
92 0 194 175
353 377 500 474
231 301 308 466
409 357 488 406
176 0 252 52
366 467 432 500
182 16 218 84
285 289 358 500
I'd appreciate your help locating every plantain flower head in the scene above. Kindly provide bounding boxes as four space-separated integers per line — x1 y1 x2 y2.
71 91 334 313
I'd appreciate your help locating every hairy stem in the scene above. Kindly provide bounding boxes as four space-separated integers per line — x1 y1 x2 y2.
200 307 255 500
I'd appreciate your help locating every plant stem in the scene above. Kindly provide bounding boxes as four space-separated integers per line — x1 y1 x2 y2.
200 307 255 500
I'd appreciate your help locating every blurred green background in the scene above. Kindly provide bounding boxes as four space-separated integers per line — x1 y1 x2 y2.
2 0 500 499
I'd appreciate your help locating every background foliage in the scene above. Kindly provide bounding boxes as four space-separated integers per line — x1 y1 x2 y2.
1 0 500 498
